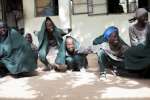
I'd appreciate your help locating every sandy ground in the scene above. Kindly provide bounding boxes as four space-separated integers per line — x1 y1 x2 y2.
0 54 150 100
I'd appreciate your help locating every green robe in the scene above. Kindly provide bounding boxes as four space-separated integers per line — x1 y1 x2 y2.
125 28 150 70
55 37 88 69
55 37 80 65
0 29 37 74
38 19 65 67
125 25 150 71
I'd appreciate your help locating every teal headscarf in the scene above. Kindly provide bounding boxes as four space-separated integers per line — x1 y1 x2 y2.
38 17 65 66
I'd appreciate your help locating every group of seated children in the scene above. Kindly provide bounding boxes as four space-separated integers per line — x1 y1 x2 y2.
0 8 150 79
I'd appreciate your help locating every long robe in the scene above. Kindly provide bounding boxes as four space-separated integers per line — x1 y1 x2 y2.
0 29 37 74
125 25 150 70
38 19 65 66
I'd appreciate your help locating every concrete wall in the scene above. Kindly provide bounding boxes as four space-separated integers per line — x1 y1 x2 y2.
70 14 132 47
23 0 70 45
22 0 145 47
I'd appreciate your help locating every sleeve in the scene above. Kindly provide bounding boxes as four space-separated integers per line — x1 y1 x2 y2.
55 41 66 64
129 26 139 46
93 35 104 45
58 28 67 36
76 46 92 55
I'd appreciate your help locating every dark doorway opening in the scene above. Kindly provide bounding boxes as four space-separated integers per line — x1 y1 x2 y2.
138 0 149 11
0 0 24 31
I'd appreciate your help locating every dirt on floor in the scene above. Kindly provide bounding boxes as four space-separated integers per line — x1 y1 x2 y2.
0 54 150 100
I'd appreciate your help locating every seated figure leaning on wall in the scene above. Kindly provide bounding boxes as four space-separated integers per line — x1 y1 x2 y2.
55 36 93 72
93 26 129 80
37 17 67 71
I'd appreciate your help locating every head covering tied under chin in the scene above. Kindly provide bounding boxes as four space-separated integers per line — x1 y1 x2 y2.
103 26 119 42
129 8 148 23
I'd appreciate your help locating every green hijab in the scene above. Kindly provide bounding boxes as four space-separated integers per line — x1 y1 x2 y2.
0 29 37 74
38 17 65 66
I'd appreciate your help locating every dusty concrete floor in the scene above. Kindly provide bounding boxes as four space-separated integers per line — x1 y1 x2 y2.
0 54 150 100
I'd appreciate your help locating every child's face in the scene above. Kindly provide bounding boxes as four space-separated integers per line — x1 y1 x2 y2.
25 34 32 43
108 32 119 46
46 20 54 32
66 38 75 53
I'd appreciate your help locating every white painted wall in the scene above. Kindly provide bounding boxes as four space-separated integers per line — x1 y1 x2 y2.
22 0 149 47
23 0 60 45
70 14 132 47
59 0 71 29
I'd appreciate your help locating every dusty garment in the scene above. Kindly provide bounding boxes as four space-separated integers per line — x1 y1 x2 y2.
94 36 128 72
129 23 149 46
0 29 37 74
98 42 128 61
97 49 125 73
125 25 150 70
38 19 65 67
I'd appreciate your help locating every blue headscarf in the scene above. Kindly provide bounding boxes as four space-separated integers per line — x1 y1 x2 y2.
103 26 118 41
